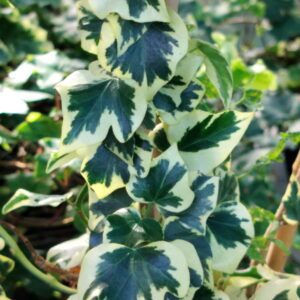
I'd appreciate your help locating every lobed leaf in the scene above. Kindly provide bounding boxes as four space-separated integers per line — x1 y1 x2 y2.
56 62 147 154
98 11 188 98
127 145 194 213
77 242 190 300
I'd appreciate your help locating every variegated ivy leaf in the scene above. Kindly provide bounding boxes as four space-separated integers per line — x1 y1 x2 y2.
56 63 147 155
77 0 104 55
216 170 240 204
88 188 133 232
154 54 205 125
81 131 153 199
167 110 253 173
127 145 194 213
98 11 188 98
253 278 300 300
163 175 219 235
88 0 169 23
206 201 254 273
47 234 89 270
103 207 163 247
78 242 190 300
192 40 233 107
2 189 74 214
283 180 300 225
165 240 204 300
164 221 214 289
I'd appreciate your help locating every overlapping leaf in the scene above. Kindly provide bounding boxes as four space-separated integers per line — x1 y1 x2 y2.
88 188 133 232
103 207 163 247
81 131 153 199
56 62 148 154
98 11 188 98
163 175 219 235
77 0 104 54
168 240 204 300
127 145 194 213
77 242 190 300
88 0 169 22
167 110 253 173
206 201 254 273
154 54 205 125
164 221 214 289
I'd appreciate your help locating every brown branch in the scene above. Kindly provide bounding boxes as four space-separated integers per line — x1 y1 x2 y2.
0 221 78 284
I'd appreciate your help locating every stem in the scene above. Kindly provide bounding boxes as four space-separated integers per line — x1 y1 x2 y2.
0 225 76 295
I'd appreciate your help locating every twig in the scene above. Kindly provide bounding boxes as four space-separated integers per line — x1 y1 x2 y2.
0 224 76 295
0 221 78 284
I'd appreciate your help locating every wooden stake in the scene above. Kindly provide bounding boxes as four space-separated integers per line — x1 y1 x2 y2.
265 151 300 272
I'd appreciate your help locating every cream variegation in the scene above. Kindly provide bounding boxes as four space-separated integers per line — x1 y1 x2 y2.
166 110 253 173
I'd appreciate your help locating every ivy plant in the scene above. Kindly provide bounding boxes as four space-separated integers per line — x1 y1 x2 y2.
1 1 259 299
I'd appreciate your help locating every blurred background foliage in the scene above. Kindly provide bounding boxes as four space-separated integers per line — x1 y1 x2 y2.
0 0 299 299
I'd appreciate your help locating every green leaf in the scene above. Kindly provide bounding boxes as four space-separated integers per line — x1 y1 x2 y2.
15 112 61 142
77 0 104 54
47 234 89 270
56 62 147 154
78 242 190 300
88 0 169 22
194 286 230 300
98 11 188 98
103 207 163 247
81 131 153 199
2 189 74 214
127 145 194 213
283 180 300 224
167 110 253 173
193 40 233 107
206 201 254 273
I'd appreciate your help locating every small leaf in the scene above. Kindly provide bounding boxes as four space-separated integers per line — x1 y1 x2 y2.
283 180 300 224
193 40 233 107
2 189 74 214
78 242 190 300
103 207 163 247
127 145 194 213
47 234 89 270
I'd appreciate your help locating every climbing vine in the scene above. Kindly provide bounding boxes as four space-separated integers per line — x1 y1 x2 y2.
2 1 300 300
